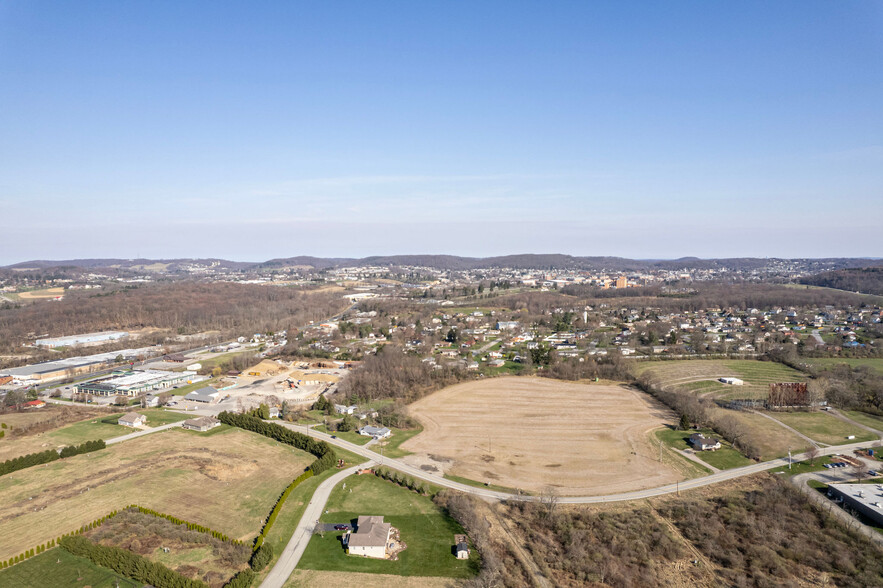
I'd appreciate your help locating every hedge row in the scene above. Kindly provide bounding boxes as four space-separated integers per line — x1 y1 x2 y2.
217 412 336 475
0 439 106 477
374 467 432 496
252 470 313 550
60 535 208 588
126 505 241 544
0 510 119 569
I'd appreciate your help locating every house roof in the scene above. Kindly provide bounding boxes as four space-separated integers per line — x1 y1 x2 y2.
184 387 220 401
184 416 219 428
348 516 391 548
119 411 145 422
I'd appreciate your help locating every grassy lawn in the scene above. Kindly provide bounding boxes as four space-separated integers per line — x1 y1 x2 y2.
314 424 372 446
767 456 834 476
369 427 423 459
442 473 527 495
0 547 140 587
654 427 753 469
843 411 883 432
166 378 219 397
803 357 883 375
770 411 877 445
298 474 479 578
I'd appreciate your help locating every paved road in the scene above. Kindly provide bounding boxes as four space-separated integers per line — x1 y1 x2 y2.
260 463 369 588
105 421 183 444
810 330 826 346
276 421 881 504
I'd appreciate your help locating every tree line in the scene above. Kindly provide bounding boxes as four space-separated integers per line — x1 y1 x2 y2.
0 439 105 477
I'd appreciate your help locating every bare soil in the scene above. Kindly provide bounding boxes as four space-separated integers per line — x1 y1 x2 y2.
402 377 681 495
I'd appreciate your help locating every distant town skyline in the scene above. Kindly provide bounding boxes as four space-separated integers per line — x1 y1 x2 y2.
1 1 881 264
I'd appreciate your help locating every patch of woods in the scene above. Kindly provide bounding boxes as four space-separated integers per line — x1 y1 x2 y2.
433 490 532 588
337 345 472 404
799 266 883 296
806 363 883 414
0 281 349 361
85 508 251 587
0 439 105 477
502 476 883 587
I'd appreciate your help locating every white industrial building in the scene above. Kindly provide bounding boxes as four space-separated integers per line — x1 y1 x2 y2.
76 370 193 397
36 331 129 348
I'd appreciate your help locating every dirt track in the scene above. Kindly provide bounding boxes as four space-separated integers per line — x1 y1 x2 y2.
402 377 682 495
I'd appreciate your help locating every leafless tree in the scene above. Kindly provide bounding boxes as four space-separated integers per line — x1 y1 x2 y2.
806 445 819 465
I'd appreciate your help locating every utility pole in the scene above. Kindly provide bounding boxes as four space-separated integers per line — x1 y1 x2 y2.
788 449 792 470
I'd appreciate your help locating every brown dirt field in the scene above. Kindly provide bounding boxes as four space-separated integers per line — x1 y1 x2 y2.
284 570 456 587
0 427 314 560
401 377 682 495
16 287 65 299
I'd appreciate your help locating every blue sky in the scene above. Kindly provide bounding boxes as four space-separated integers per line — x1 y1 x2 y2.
1 1 881 263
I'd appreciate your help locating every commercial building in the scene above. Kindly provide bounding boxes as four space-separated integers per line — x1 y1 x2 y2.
0 346 160 384
36 331 129 349
827 483 883 527
76 370 191 397
184 386 221 403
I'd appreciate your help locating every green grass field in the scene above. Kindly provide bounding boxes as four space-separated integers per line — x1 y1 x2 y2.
166 378 220 397
767 456 835 477
768 411 878 445
635 359 806 401
0 547 140 587
842 411 883 433
803 357 883 375
654 427 753 469
369 427 423 459
298 474 479 578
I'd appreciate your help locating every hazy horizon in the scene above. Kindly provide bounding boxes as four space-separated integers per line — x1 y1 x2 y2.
2 2 881 264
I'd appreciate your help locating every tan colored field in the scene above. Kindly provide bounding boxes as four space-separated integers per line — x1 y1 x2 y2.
285 570 455 587
0 427 313 560
402 377 682 495
16 287 64 299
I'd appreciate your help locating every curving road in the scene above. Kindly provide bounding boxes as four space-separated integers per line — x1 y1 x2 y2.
276 421 879 504
261 463 369 588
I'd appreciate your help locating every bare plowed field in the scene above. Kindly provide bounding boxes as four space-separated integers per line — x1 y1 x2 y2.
0 427 313 560
401 377 681 495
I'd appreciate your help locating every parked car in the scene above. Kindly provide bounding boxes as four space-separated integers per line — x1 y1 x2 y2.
334 524 349 531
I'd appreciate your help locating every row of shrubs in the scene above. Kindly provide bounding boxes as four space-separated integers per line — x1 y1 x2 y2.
127 505 241 544
374 467 433 496
0 510 119 569
252 470 313 551
0 438 106 477
60 535 209 588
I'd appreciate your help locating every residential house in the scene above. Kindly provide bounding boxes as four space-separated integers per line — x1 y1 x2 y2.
358 425 392 439
346 515 392 559
688 433 721 451
182 416 221 432
118 412 146 427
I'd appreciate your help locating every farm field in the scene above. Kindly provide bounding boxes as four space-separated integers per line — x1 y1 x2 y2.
298 473 478 578
0 547 140 587
401 377 682 495
15 287 65 300
0 408 188 461
636 359 807 400
767 411 878 445
0 427 314 561
285 570 454 588
803 357 883 375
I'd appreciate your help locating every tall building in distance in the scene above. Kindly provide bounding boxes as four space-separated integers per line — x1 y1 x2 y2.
615 276 628 289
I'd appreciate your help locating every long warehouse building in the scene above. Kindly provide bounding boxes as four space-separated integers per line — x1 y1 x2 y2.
76 369 194 397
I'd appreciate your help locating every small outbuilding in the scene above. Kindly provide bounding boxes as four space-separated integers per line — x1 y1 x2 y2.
454 534 469 559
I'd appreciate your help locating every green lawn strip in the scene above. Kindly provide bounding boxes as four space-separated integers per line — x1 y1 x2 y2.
0 547 140 588
313 424 371 446
654 427 752 469
298 474 479 578
442 473 527 496
42 417 129 446
767 456 834 476
770 411 878 445
650 429 713 478
368 427 423 459
806 479 827 490
842 411 883 433
138 408 189 426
